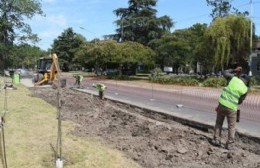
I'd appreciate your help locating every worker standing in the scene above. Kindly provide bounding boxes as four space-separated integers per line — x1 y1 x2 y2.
212 67 250 150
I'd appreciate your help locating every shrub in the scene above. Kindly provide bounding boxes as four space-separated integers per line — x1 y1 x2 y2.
202 77 227 88
151 68 162 76
107 75 131 80
250 76 260 86
150 76 199 86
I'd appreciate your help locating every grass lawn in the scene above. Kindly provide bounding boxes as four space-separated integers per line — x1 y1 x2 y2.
1 83 140 168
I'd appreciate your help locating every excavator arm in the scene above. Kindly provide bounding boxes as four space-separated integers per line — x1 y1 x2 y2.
34 53 61 86
50 53 61 81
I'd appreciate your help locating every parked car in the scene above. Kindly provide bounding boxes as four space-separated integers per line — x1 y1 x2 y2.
103 69 119 76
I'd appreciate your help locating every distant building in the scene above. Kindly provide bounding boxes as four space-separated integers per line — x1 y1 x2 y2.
251 40 260 76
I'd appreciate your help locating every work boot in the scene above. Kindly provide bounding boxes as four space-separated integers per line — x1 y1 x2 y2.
212 139 221 147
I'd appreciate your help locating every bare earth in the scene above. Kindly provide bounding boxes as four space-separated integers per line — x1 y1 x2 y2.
30 87 260 168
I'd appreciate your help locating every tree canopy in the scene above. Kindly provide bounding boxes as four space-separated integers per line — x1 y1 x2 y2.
113 0 173 45
52 28 86 71
149 31 192 73
74 40 155 73
8 44 46 69
205 15 251 70
206 0 249 19
0 0 43 69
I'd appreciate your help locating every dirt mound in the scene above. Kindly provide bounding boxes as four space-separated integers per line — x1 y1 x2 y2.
30 87 260 168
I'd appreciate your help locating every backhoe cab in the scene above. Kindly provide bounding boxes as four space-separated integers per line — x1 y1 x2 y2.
33 53 62 86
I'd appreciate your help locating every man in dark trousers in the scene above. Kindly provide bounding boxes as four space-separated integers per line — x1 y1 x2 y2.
212 67 250 150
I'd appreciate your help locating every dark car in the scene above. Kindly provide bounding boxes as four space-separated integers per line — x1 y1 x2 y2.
103 69 119 76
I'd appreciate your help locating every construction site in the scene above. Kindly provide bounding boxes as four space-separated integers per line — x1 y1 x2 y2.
2 0 260 167
0 53 259 168
30 85 260 168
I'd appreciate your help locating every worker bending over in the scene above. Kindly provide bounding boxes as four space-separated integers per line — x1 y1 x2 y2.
212 67 250 150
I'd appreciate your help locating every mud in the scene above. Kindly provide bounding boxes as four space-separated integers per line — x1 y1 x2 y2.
30 87 260 168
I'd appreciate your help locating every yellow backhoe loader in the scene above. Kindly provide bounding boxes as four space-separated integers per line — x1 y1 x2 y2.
33 53 63 86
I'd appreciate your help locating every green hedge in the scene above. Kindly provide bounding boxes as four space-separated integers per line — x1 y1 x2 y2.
251 76 260 86
107 75 131 80
107 74 260 88
202 77 227 88
150 76 199 86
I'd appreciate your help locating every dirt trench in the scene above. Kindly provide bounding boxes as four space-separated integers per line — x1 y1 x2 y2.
30 87 260 168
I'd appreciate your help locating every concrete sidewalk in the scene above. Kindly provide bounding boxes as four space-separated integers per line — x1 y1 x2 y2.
20 78 34 87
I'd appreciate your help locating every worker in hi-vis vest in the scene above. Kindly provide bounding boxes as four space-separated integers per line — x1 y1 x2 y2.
212 67 250 150
73 74 83 88
93 83 106 99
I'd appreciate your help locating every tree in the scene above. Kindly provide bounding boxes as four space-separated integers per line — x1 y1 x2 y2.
188 23 208 73
112 0 173 45
0 0 43 70
194 38 215 74
8 44 46 69
205 15 251 70
206 0 248 20
149 31 191 73
74 40 155 74
117 41 155 73
51 28 86 71
206 0 232 19
149 23 208 74
74 40 118 72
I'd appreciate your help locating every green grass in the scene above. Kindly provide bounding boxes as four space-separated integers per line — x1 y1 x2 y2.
0 83 140 168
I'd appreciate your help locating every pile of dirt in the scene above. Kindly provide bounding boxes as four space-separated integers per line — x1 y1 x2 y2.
30 87 260 168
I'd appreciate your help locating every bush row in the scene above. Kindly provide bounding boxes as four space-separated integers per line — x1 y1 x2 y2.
107 75 260 88
149 76 200 86
107 75 132 80
202 77 227 88
150 76 260 88
149 76 229 87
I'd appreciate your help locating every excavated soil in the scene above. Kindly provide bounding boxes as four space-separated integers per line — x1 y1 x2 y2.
30 87 260 168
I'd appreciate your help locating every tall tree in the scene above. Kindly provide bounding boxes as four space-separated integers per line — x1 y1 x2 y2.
205 15 251 70
206 0 232 19
0 0 43 70
188 23 208 72
113 0 173 45
52 28 86 71
206 0 249 20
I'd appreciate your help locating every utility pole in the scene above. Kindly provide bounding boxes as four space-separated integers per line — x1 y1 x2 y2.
249 0 253 76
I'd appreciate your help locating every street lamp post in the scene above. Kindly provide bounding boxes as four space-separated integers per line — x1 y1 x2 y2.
249 0 253 76
79 27 99 75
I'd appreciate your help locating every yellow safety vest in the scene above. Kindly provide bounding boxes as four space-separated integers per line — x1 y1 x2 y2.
219 77 248 111
96 84 106 92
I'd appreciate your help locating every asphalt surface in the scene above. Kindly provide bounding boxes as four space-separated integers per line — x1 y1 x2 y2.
20 77 260 139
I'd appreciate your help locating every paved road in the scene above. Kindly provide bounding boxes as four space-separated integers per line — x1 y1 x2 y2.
21 76 260 138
